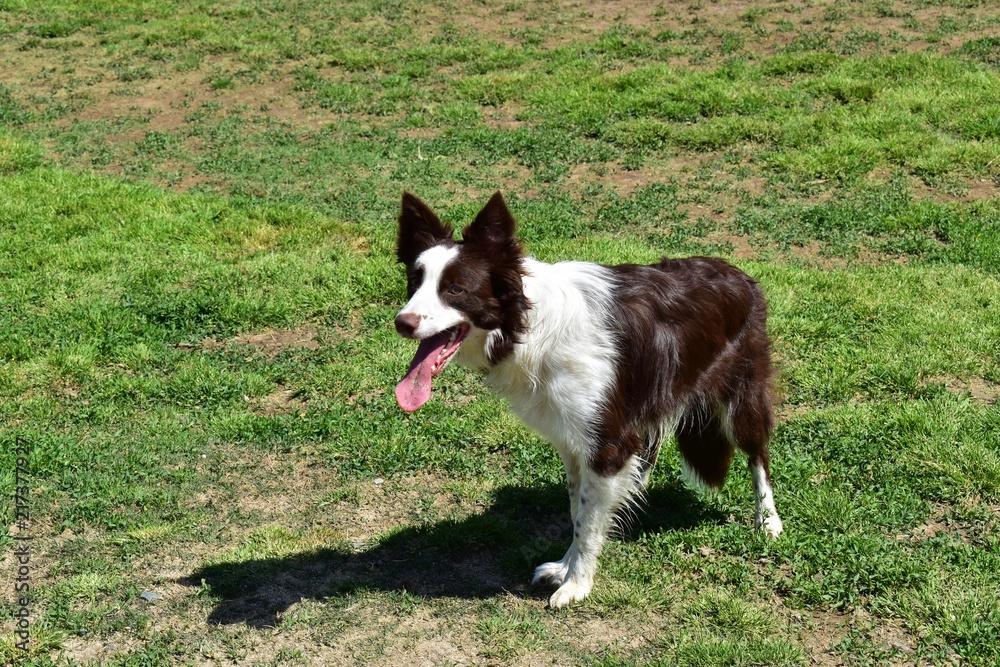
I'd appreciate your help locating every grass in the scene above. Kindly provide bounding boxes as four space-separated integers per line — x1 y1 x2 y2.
1 0 999 665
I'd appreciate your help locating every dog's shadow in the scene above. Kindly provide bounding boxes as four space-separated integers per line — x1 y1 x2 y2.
181 481 725 627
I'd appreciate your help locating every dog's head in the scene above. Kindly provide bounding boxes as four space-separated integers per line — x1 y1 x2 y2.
393 191 528 412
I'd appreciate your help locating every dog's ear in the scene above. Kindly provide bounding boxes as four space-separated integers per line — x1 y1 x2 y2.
464 192 528 364
397 192 454 265
463 191 516 250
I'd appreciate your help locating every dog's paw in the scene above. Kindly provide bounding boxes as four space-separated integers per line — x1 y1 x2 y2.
548 579 592 609
762 515 783 539
532 560 569 588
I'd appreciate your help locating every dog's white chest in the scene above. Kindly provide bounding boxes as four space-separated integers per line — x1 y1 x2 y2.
482 263 620 454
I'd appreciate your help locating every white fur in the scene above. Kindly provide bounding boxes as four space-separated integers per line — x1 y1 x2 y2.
469 259 619 459
751 461 783 538
396 245 464 339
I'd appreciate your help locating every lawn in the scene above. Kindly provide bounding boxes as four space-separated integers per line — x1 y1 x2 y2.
1 0 999 665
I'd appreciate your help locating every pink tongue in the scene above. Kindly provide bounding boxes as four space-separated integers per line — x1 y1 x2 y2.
395 330 452 412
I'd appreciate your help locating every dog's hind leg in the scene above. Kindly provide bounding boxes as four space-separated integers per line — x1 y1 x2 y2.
747 450 782 538
726 383 783 538
677 396 783 537
543 458 641 609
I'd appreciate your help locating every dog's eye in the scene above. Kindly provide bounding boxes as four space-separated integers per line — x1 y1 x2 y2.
446 284 465 296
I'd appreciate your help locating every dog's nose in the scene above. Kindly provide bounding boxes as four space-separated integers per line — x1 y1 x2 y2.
395 313 421 338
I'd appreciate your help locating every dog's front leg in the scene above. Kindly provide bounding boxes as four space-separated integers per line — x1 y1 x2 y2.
531 449 582 589
543 463 637 609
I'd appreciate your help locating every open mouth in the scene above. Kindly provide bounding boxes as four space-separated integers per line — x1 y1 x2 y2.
430 324 469 374
395 323 470 412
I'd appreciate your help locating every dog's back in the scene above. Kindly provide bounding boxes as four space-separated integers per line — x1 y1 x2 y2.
598 257 775 487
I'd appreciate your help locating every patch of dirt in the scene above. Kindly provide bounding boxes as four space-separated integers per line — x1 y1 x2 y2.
739 175 769 197
176 327 322 358
912 176 1000 204
75 83 192 131
404 635 475 667
187 445 486 551
255 387 303 416
702 230 757 260
678 195 741 226
185 449 329 526
58 384 81 399
337 474 488 546
781 240 910 270
605 164 673 197
924 376 1000 404
961 378 1000 404
895 501 988 548
166 463 522 627
578 615 650 654
59 636 142 666
790 241 829 265
7 44 333 160
569 158 692 197
184 601 487 666
666 152 725 177
794 609 853 666
956 178 1000 202
793 605 922 666
485 102 525 131
399 126 442 140
172 172 215 192
233 328 321 357
909 517 950 541
494 159 535 194
427 0 1000 63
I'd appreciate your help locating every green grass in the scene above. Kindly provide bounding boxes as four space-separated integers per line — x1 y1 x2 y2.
2 0 1000 665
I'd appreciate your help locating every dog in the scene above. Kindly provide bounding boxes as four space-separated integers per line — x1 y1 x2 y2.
392 191 783 609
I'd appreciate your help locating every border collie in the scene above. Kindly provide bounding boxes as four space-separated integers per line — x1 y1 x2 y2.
393 192 783 609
